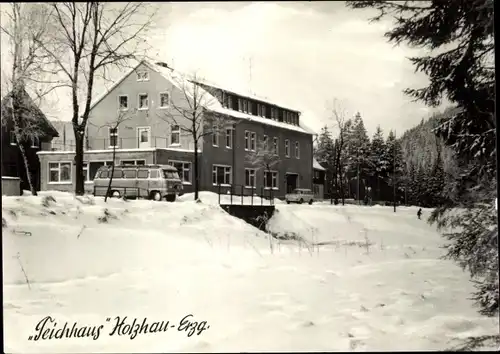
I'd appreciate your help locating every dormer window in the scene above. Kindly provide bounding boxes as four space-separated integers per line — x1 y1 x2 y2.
137 71 149 81
222 92 228 108
258 104 266 117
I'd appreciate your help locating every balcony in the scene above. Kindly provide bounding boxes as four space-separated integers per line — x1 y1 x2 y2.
42 136 196 152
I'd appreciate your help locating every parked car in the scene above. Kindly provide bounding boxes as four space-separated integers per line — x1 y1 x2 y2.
92 164 183 202
285 188 314 205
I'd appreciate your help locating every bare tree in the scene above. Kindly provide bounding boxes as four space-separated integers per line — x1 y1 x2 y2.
246 138 281 198
1 3 63 195
93 110 134 202
329 100 349 205
36 2 158 195
157 71 238 200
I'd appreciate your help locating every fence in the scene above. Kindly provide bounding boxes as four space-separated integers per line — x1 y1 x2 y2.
217 184 275 206
45 136 196 151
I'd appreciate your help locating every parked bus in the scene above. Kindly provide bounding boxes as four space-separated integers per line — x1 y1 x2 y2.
92 164 183 202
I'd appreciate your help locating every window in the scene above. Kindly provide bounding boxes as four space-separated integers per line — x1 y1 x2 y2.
118 95 128 110
238 98 248 113
138 93 149 110
31 137 40 148
212 127 219 147
159 92 170 108
48 162 71 183
137 169 149 179
112 169 123 179
263 135 268 149
89 161 113 181
259 104 266 117
137 71 149 81
10 131 16 145
82 162 90 182
225 128 233 149
98 170 108 179
264 171 278 189
271 108 278 120
123 169 137 179
227 95 233 109
295 141 300 159
168 161 191 184
171 125 180 145
285 139 290 157
245 131 256 151
245 131 250 150
121 160 146 166
273 137 279 155
245 168 256 188
149 169 159 179
212 165 232 185
109 127 119 148
222 92 228 108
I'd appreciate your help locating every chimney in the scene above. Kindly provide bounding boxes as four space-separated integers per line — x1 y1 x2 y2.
156 62 174 71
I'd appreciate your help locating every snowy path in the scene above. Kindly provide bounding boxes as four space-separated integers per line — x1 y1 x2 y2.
3 192 499 352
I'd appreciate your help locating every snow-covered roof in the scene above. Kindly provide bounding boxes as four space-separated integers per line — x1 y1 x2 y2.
194 79 301 113
148 62 314 135
88 60 315 135
313 158 325 171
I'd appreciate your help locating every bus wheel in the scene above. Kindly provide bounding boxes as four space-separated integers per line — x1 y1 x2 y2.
150 191 162 201
166 194 176 202
111 190 120 198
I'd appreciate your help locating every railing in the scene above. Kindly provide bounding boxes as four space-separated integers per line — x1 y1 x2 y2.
217 184 274 206
44 137 196 152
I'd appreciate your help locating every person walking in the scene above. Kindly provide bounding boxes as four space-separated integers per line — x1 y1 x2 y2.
417 208 422 220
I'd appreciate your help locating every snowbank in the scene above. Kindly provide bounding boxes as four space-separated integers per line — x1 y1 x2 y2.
3 192 499 352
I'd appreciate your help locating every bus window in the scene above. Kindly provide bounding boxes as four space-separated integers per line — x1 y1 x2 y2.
137 170 148 179
149 169 159 179
112 169 123 179
123 169 137 179
163 170 179 179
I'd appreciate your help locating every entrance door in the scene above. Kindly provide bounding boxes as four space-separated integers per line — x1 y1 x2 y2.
286 173 298 193
137 127 151 148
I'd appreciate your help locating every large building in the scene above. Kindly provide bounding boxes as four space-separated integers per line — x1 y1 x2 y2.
37 60 316 198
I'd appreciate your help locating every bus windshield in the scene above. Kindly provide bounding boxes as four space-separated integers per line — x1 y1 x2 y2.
163 170 180 179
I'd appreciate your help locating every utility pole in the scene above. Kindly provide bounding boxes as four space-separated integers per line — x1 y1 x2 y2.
393 129 397 213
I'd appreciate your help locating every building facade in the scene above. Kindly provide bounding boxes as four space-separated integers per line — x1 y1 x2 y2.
37 60 315 198
312 158 326 200
1 88 59 192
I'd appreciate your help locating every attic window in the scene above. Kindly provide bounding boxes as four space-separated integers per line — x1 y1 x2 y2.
137 71 149 81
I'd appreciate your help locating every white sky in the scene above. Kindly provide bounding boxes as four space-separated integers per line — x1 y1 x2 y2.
1 1 444 137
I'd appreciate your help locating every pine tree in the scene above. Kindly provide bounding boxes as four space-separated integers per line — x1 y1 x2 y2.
384 130 404 207
347 0 496 317
345 112 372 202
314 126 336 198
370 125 386 201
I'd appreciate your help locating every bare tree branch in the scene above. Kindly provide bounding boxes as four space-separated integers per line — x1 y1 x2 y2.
36 2 158 195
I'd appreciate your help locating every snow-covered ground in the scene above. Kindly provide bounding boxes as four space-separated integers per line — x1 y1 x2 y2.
3 191 499 352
